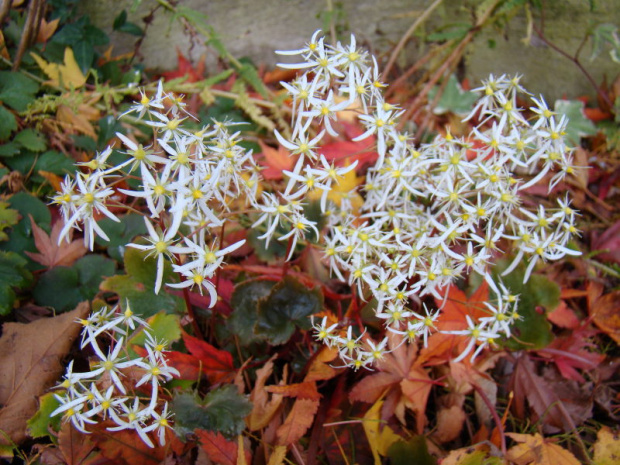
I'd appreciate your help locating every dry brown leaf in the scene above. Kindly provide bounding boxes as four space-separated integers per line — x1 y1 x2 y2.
57 422 97 465
266 381 322 400
590 290 620 344
266 445 287 465
196 430 237 465
276 398 319 446
305 346 341 382
36 18 60 44
432 404 466 444
0 302 90 446
248 356 285 431
506 433 581 465
57 105 97 137
24 216 87 268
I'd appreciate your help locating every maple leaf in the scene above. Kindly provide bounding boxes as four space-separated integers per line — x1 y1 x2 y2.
350 335 432 433
361 399 402 464
588 286 620 344
30 48 86 89
160 48 206 83
167 332 236 384
41 422 97 465
506 433 581 465
417 282 489 366
538 327 604 382
257 140 295 180
24 216 87 268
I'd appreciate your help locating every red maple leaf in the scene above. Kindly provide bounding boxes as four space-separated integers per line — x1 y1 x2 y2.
160 49 206 83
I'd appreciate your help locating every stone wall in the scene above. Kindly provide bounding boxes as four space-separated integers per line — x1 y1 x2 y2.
82 0 620 102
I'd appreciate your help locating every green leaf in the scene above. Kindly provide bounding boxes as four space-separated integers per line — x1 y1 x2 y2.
494 260 557 350
590 23 620 62
228 278 276 343
0 193 51 268
100 247 185 318
0 71 39 112
554 99 597 146
27 392 62 439
0 202 19 242
95 213 148 261
0 142 20 158
0 251 32 315
388 436 437 465
429 74 478 116
15 129 47 152
255 276 323 345
238 62 269 99
127 312 181 352
172 385 252 439
0 106 17 141
34 150 76 175
33 255 115 312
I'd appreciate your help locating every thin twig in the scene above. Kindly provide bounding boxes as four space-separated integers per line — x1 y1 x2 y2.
383 0 444 78
472 382 506 456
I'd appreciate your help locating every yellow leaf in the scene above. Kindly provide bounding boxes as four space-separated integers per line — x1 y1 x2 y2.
593 426 620 465
236 436 247 465
36 18 59 43
506 433 581 465
0 31 10 60
362 399 402 465
267 445 287 465
30 48 86 89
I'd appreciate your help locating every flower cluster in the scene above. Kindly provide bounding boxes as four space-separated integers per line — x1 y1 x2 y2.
276 32 581 368
51 302 178 447
53 81 251 301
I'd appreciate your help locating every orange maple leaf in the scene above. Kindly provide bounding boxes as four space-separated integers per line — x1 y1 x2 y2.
257 140 295 180
24 216 87 268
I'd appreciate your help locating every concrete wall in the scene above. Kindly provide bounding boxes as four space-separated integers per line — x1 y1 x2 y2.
83 0 620 102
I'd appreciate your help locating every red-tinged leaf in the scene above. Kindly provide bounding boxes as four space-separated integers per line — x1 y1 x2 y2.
591 220 620 265
182 332 235 384
24 216 87 268
248 356 284 431
400 369 433 433
266 381 321 400
349 372 400 404
196 430 238 465
588 285 620 344
539 328 604 382
547 301 581 329
160 49 205 82
276 398 320 446
57 422 97 465
257 140 295 180
510 354 573 432
506 433 581 465
91 422 166 464
164 350 202 381
418 282 489 365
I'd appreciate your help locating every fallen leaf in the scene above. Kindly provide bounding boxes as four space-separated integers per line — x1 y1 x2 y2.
506 433 581 465
257 140 295 181
0 302 90 446
30 48 87 89
589 290 620 344
266 381 322 400
592 426 620 465
304 346 341 382
248 356 284 431
196 430 238 465
24 216 87 268
160 49 206 83
266 445 287 465
56 422 97 465
546 301 580 329
432 403 466 444
440 443 496 465
276 398 319 446
591 220 620 265
362 399 402 465
182 331 236 384
36 18 60 44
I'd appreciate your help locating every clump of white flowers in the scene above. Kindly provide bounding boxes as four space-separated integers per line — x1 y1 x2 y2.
53 81 250 301
51 302 178 447
272 31 581 369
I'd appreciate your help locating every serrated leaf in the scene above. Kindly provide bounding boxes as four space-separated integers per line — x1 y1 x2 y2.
0 251 32 315
0 202 19 242
14 129 46 152
0 71 39 112
429 74 478 116
254 276 323 345
173 386 252 439
554 99 597 146
100 247 185 317
0 142 20 158
0 106 17 141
